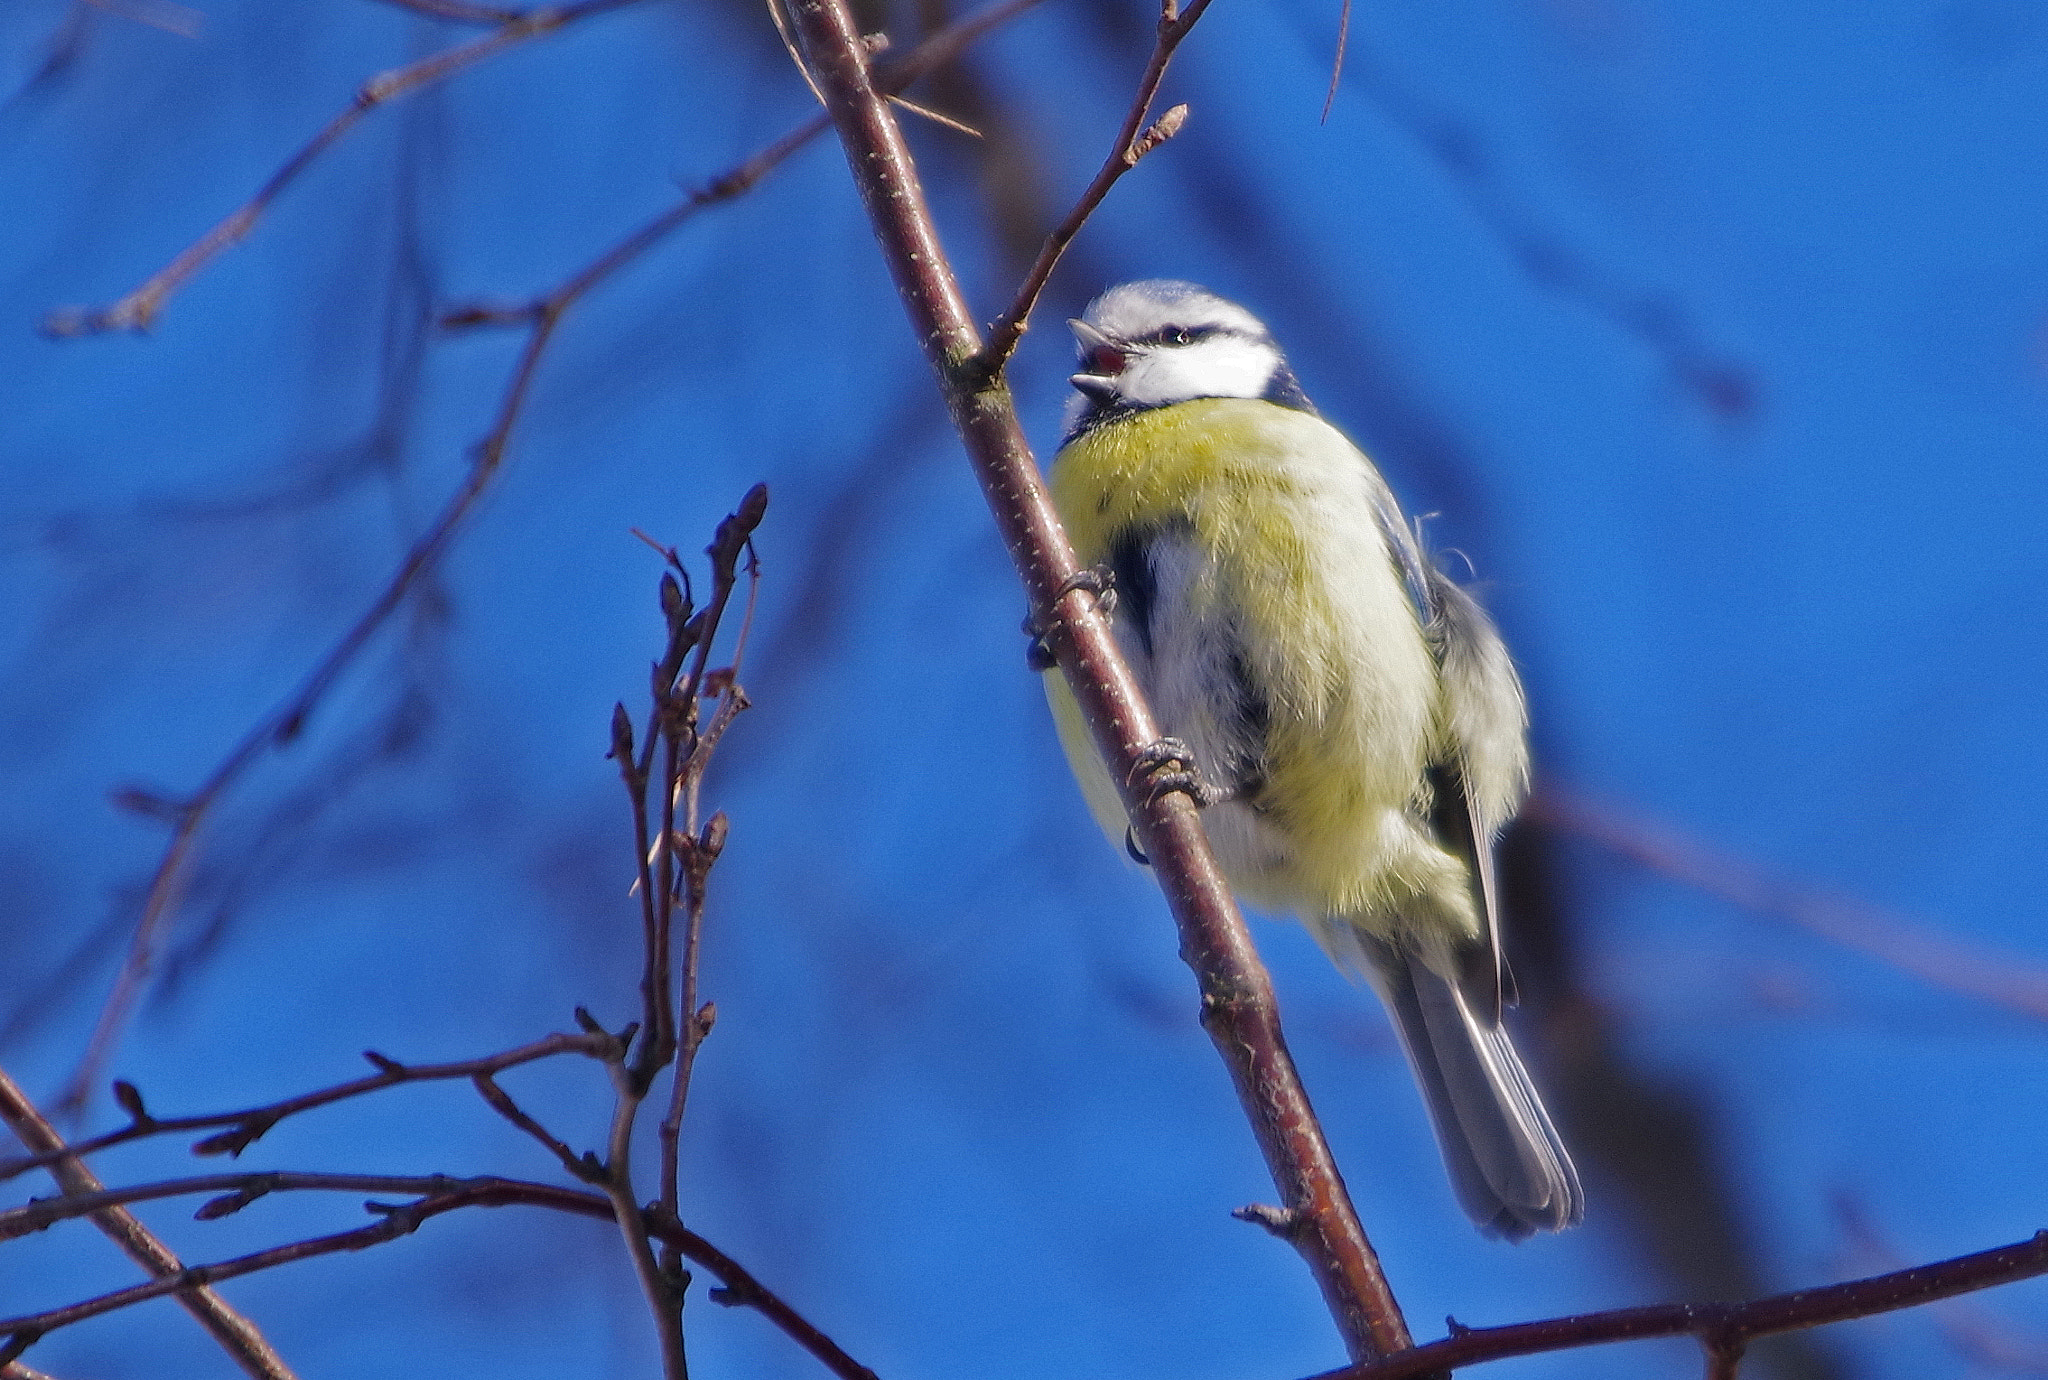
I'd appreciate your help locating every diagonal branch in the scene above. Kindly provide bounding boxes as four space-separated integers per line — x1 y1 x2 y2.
1307 1227 2048 1380
0 1066 297 1380
785 0 1409 1363
1536 790 2048 1024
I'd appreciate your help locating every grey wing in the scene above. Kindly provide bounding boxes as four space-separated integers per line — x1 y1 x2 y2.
1367 495 1530 1024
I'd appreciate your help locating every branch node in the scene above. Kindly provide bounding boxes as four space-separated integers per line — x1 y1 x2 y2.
362 1050 407 1076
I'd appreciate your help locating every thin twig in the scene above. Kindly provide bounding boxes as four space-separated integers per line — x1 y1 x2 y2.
646 1204 881 1380
600 1064 688 1380
1 1171 513 1239
975 0 1211 372
1307 1228 2048 1380
1318 0 1350 123
8 1034 608 1183
54 0 1048 1127
40 3 640 338
370 0 529 22
472 1075 598 1181
786 0 1409 1362
0 1066 297 1380
660 529 762 1216
0 1173 879 1380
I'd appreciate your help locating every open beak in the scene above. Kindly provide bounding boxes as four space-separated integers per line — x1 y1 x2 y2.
1068 319 1126 399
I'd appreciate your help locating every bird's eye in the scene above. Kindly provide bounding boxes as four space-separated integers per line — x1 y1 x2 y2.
1167 328 1193 345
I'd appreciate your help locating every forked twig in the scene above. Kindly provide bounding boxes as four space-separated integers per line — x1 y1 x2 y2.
976 0 1211 372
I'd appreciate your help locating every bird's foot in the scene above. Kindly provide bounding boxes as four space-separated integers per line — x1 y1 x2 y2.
1023 566 1117 671
1125 738 1234 809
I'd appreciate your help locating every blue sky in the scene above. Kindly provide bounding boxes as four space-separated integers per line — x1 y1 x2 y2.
5 1 2048 1377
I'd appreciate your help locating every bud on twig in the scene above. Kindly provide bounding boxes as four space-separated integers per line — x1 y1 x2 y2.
1128 102 1188 163
110 1080 149 1122
610 702 635 765
699 812 729 859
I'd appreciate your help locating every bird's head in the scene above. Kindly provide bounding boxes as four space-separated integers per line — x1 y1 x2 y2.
1062 280 1312 437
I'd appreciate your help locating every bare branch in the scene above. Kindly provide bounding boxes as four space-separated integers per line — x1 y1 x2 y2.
1308 1228 2048 1380
7 1034 608 1183
0 1172 878 1380
1536 791 2048 1024
45 9 586 337
785 0 1409 1362
599 1065 687 1380
472 1075 600 1182
2 1171 522 1239
977 0 1213 371
0 1066 297 1380
369 0 529 22
646 1205 881 1380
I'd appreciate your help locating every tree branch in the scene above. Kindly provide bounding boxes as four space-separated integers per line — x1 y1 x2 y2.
0 1172 880 1380
785 0 1409 1362
40 0 648 338
1306 1228 2048 1379
0 1066 297 1380
5 1033 609 1182
1536 790 2048 1025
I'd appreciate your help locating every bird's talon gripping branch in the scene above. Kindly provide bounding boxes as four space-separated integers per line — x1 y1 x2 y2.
1125 736 1232 808
1023 565 1117 670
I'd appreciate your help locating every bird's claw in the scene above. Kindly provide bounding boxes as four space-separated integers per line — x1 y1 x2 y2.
1125 738 1232 809
1023 566 1118 670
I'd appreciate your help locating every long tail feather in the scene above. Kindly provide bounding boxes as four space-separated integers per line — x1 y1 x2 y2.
1363 938 1583 1240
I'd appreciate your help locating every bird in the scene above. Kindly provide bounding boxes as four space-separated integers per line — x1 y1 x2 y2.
1040 279 1582 1240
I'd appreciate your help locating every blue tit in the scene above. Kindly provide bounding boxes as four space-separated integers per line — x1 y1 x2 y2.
1042 279 1582 1240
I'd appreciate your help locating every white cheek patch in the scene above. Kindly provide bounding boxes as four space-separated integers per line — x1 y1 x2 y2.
1118 336 1277 407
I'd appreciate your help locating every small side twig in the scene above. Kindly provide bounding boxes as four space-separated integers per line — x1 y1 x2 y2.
0 1065 296 1380
472 1074 600 1182
975 0 1211 372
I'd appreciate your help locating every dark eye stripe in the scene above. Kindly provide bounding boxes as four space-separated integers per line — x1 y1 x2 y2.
1129 324 1224 347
